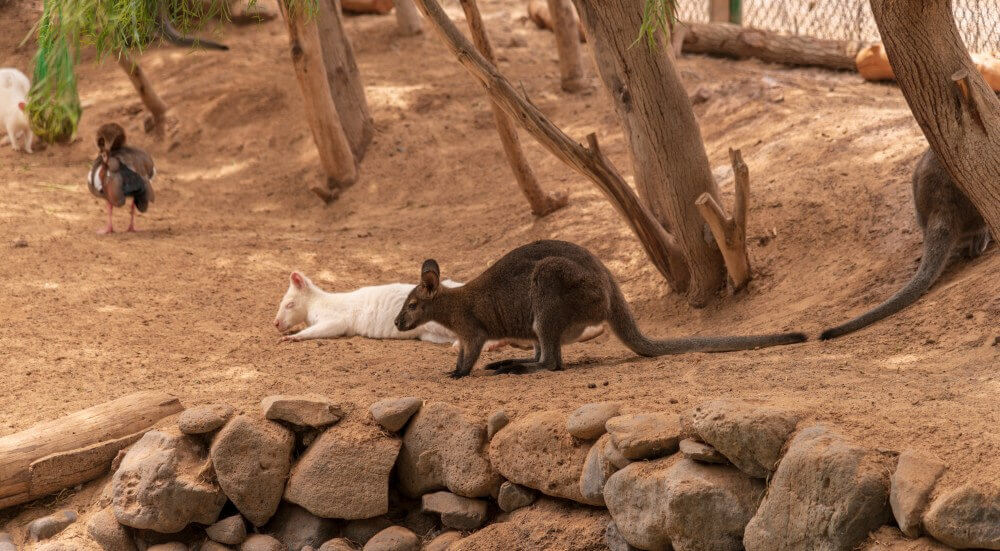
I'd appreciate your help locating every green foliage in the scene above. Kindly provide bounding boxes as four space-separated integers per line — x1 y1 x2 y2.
635 0 678 49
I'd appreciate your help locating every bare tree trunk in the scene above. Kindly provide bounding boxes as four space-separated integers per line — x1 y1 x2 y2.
574 0 725 305
546 0 587 92
870 0 1000 237
341 0 393 14
458 0 567 217
118 54 168 139
696 148 751 290
395 0 423 35
279 1 358 201
527 0 586 42
317 0 374 161
682 22 862 70
412 0 690 289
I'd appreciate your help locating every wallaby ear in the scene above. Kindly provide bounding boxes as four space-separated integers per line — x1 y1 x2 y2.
290 272 306 289
421 259 440 295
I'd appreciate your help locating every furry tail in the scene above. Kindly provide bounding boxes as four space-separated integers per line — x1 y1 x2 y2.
819 219 956 340
605 279 806 356
159 3 230 51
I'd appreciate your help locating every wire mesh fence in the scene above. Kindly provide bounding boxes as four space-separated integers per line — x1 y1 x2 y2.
680 0 1000 54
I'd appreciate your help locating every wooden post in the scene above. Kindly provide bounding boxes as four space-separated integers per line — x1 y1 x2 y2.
395 0 423 35
546 0 587 92
695 148 751 290
458 0 567 216
316 0 374 161
0 391 183 509
118 53 168 139
279 0 358 201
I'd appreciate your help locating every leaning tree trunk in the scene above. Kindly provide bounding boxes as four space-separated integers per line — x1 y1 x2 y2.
118 54 168 139
869 0 1000 237
547 0 587 92
573 0 725 304
316 0 374 161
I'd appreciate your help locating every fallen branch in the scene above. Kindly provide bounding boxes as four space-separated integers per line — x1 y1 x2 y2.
118 53 168 139
412 0 689 289
696 148 751 290
682 22 862 70
458 0 566 216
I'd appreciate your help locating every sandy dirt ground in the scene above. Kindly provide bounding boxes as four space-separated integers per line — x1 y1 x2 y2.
1 0 998 543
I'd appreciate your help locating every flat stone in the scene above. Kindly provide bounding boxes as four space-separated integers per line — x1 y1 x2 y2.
205 515 247 546
317 539 356 551
362 526 418 551
679 438 729 464
266 503 338 550
683 400 800 478
891 450 946 538
147 544 187 551
397 402 500 498
924 483 1000 549
487 410 510 440
744 426 892 551
178 404 234 435
489 411 601 506
113 428 226 533
86 507 136 551
262 395 343 428
425 531 463 551
566 402 621 440
200 542 232 551
211 415 295 527
497 481 536 513
28 510 78 542
603 438 631 470
369 397 422 432
240 534 284 551
605 521 640 551
605 457 764 551
421 491 489 530
605 412 681 461
285 418 402 520
449 499 608 551
343 517 393 546
579 434 618 505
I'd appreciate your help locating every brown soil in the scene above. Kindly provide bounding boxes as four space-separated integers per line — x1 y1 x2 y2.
1 0 998 543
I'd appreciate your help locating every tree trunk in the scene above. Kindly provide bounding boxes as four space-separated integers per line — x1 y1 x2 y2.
394 0 423 35
316 0 374 161
341 0 393 15
279 0 358 200
0 392 182 509
869 0 1000 238
574 0 725 304
527 0 586 42
682 22 862 70
411 0 690 289
458 0 567 217
118 54 168 139
546 0 587 92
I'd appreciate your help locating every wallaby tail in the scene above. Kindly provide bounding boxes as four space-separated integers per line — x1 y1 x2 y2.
606 278 806 356
819 219 957 340
159 2 230 51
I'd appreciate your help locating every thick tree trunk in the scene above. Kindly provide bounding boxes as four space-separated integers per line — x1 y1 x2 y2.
411 0 689 289
0 392 182 509
341 0 393 15
546 0 587 92
118 54 168 139
682 22 862 70
574 0 725 304
316 0 374 161
870 0 1000 238
279 1 358 201
394 0 423 35
458 0 567 216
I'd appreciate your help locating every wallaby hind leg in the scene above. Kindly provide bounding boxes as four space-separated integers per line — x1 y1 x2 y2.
965 230 991 259
492 319 564 375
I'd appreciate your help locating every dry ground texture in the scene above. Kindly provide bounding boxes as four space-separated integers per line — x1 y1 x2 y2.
1 0 998 543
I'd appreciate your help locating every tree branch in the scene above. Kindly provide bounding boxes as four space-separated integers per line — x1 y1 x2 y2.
696 148 751 290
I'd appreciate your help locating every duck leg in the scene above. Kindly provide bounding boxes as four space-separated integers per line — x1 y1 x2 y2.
127 202 138 232
97 201 114 234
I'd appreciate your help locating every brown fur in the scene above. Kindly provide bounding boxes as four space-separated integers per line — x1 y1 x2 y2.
395 240 806 378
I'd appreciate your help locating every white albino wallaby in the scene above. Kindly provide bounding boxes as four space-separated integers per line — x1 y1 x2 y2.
0 68 34 153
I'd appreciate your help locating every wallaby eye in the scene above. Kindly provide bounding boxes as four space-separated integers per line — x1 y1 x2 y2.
285 302 294 309
408 302 417 310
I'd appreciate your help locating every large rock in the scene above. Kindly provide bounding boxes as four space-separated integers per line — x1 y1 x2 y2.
211 415 295 527
285 418 402 520
262 395 343 428
201 542 232 551
421 491 488 530
605 521 639 551
449 499 608 551
604 457 764 551
579 434 619 505
369 397 422 432
362 526 418 551
178 404 234 435
605 413 681 460
87 507 137 551
317 539 356 551
497 481 536 513
241 535 284 551
206 515 247 546
113 428 226 533
266 503 338 550
923 483 1000 549
744 426 892 551
890 451 946 538
397 402 499 498
489 411 601 506
566 402 621 440
683 400 800 478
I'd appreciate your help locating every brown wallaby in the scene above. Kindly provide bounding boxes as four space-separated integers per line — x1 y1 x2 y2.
394 240 807 378
820 148 990 340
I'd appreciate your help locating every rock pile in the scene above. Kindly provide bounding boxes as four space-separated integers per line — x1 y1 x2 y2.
13 395 996 551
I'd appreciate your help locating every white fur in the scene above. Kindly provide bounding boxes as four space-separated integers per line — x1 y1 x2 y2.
0 68 33 154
